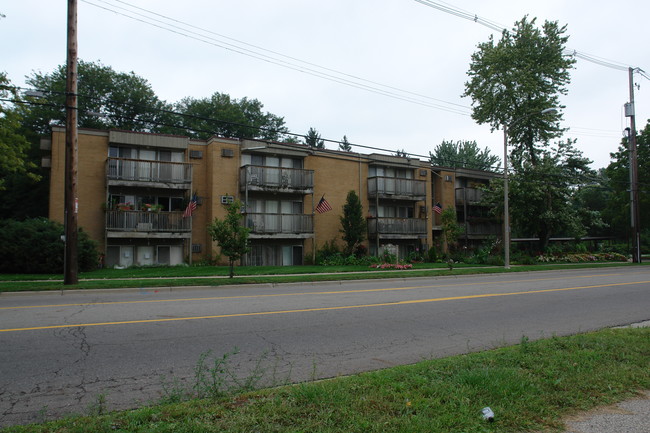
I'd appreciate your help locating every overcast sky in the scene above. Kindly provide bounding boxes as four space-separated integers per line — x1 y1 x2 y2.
2 0 649 169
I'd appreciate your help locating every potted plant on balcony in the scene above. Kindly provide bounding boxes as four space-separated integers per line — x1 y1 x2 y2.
116 202 134 211
142 203 163 213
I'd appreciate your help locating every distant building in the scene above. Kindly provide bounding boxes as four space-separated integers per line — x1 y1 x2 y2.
44 127 499 267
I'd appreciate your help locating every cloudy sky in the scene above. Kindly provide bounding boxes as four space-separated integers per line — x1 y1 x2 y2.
2 0 649 169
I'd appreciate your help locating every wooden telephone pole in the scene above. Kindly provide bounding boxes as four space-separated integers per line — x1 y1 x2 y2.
64 0 79 284
626 67 641 263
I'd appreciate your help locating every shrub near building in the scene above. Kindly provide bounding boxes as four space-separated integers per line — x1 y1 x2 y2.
0 218 99 273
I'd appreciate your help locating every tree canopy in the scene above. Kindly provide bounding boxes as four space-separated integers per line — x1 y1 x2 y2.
207 200 250 278
164 92 289 140
22 60 168 135
339 190 366 255
339 135 352 152
463 16 574 166
429 140 500 171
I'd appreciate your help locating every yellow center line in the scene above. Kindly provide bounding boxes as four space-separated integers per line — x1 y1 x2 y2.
1 280 647 333
0 271 643 311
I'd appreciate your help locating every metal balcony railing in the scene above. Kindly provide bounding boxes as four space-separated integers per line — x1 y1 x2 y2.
107 158 192 184
367 177 426 199
367 217 427 235
106 211 191 232
244 213 313 234
240 165 314 191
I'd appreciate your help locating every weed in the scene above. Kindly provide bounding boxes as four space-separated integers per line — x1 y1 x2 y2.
86 393 107 416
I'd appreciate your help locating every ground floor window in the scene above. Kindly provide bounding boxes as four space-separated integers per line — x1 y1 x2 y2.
105 242 184 268
244 243 303 266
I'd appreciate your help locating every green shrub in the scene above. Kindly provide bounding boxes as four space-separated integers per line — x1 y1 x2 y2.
0 218 98 273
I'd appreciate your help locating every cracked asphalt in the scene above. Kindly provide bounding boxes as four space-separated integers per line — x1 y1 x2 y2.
1 267 649 428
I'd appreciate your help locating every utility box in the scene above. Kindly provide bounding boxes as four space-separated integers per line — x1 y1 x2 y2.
625 102 635 117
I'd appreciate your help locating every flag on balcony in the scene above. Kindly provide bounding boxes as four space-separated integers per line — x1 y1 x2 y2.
183 195 198 218
315 195 332 214
433 202 443 214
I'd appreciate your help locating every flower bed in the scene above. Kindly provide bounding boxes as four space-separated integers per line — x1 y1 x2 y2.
536 252 628 263
369 263 413 270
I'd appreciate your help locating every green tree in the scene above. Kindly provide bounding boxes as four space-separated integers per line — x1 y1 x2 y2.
440 207 462 253
483 139 601 251
463 16 574 166
395 149 409 158
603 120 650 243
429 139 500 170
21 60 169 135
166 92 288 140
339 135 352 152
207 200 250 278
304 127 325 148
0 72 39 191
340 190 366 255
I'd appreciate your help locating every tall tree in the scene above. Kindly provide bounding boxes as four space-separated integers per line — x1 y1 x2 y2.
207 200 250 278
22 60 169 135
603 120 650 241
304 127 325 148
463 16 574 167
0 73 39 191
429 140 500 170
167 92 289 140
340 190 366 255
0 73 46 219
339 135 352 152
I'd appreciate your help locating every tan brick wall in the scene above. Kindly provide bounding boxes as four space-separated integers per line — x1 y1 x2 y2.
50 128 108 251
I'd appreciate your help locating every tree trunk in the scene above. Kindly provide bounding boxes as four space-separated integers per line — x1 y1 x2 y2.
229 259 234 278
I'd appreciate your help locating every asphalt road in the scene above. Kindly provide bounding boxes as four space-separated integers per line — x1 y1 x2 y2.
1 266 649 427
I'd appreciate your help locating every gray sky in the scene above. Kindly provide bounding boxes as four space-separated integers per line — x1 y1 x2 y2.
2 0 648 169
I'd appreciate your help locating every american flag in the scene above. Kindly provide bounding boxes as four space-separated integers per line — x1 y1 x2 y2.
183 195 198 218
315 195 332 214
433 202 443 214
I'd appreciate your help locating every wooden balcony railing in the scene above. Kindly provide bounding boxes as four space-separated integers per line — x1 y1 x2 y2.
367 177 426 199
107 158 192 184
244 213 313 234
106 211 191 232
240 165 314 192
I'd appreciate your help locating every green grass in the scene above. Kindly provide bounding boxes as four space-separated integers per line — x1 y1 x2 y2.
0 262 643 292
3 328 649 432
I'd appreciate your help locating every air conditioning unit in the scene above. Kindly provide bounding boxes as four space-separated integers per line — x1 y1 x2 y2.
191 244 202 253
220 195 234 204
444 175 453 182
189 150 203 159
221 148 234 158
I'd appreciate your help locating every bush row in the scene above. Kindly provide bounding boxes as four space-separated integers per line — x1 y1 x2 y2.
0 218 99 273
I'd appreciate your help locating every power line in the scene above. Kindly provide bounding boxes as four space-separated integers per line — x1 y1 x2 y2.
412 0 641 72
80 0 472 116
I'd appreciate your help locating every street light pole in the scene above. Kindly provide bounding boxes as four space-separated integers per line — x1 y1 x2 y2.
502 108 558 270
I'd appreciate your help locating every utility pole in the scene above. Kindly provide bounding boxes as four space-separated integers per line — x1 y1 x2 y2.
626 67 641 263
64 0 79 284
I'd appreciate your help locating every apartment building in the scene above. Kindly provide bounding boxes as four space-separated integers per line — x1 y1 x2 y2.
46 127 498 267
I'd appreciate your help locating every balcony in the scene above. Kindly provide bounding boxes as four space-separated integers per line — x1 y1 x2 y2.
455 187 486 205
245 213 314 238
240 165 314 193
367 177 426 200
367 217 427 239
107 158 192 189
106 211 191 238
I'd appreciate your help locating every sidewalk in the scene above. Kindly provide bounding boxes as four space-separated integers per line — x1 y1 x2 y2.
563 320 650 433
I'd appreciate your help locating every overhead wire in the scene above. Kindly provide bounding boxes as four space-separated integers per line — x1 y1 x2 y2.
81 0 472 116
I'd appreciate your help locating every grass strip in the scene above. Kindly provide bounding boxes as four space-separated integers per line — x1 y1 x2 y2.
0 262 642 292
3 328 649 432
